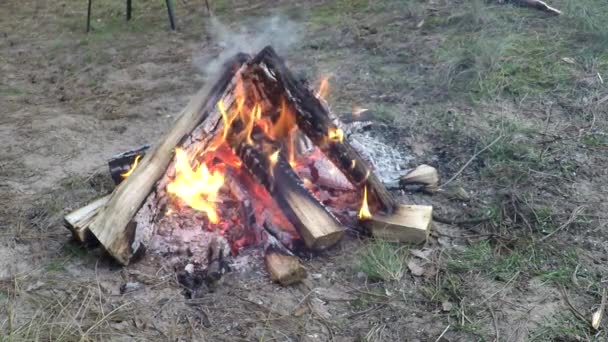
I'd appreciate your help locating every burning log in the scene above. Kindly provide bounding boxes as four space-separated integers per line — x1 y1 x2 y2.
250 47 396 213
227 127 345 251
361 204 432 244
84 54 250 265
265 248 307 286
64 195 109 245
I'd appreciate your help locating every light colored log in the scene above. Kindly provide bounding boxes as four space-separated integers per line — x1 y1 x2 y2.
400 164 439 193
64 195 110 244
265 249 307 286
362 204 432 244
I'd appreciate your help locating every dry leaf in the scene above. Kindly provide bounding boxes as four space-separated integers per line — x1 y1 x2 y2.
592 309 602 330
561 57 576 64
410 248 433 261
408 259 425 277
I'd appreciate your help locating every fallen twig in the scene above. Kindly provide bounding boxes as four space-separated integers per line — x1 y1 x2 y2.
435 324 450 342
506 0 561 15
539 206 585 242
432 214 492 226
560 285 590 325
440 135 503 189
486 303 500 342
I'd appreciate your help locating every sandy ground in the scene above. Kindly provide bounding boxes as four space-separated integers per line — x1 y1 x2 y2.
1 0 608 341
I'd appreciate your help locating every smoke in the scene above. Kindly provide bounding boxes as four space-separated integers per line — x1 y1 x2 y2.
194 15 302 77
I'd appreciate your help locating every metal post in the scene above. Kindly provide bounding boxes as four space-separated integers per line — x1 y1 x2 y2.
86 0 92 33
126 0 132 21
165 0 176 30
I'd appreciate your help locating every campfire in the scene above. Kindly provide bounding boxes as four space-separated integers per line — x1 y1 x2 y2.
65 46 434 287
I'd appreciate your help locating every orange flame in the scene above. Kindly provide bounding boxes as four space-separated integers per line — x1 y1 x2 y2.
121 154 142 179
217 100 236 141
167 148 224 223
358 186 372 220
328 127 344 143
288 128 297 168
317 76 330 99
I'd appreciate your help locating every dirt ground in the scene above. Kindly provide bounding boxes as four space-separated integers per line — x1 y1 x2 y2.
1 0 607 341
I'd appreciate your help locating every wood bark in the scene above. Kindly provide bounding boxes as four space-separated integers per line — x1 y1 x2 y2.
250 46 396 214
86 54 249 265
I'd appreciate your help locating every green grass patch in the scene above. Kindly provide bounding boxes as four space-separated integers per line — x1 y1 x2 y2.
582 134 608 147
433 0 607 101
448 241 522 281
357 240 409 281
420 272 465 303
530 312 600 341
447 240 599 289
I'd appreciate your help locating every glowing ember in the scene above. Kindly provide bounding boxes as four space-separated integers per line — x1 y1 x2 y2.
167 148 224 223
328 127 344 143
316 76 330 99
269 149 280 168
121 154 142 178
358 186 372 220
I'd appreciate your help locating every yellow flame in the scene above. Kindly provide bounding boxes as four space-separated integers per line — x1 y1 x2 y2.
288 128 297 168
217 100 236 141
167 148 224 223
121 154 142 179
328 127 344 143
350 160 356 170
241 104 259 145
358 186 372 220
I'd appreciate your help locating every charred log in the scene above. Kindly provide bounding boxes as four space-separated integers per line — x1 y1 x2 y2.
108 145 150 185
227 126 345 251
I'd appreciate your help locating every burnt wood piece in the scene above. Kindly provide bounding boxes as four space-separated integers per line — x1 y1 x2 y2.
250 46 396 213
263 219 308 256
108 145 150 185
227 127 345 251
85 53 250 265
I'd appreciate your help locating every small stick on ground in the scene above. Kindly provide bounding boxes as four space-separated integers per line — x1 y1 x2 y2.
511 0 561 15
539 206 585 242
435 324 450 342
440 135 503 189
